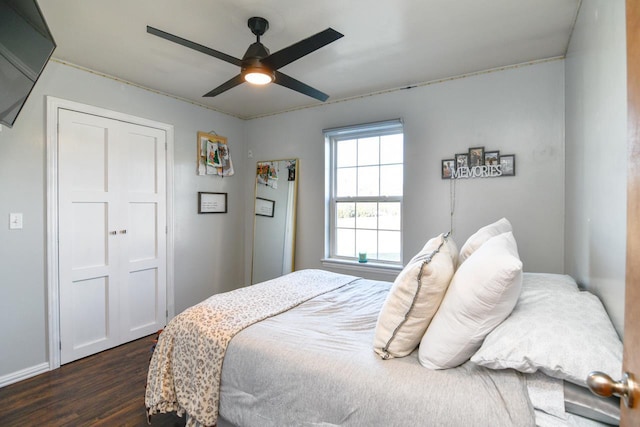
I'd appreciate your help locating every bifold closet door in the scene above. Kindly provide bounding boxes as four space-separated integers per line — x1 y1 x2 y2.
57 109 166 364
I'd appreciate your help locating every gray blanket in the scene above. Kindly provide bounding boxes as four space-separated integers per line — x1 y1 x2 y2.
219 276 535 427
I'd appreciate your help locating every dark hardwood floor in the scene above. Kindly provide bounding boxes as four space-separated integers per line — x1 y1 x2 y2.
0 335 186 426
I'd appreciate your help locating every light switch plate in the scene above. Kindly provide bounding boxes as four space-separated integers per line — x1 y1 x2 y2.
9 213 23 229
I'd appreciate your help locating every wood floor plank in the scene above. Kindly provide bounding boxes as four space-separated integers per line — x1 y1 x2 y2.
0 335 185 427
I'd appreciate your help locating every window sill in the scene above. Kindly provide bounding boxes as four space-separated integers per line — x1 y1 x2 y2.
321 258 403 278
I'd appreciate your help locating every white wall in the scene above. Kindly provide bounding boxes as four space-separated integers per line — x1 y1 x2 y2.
245 60 566 282
564 0 627 335
0 61 247 380
0 3 629 384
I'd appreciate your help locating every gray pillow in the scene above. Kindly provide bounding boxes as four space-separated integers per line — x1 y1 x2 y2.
471 273 622 387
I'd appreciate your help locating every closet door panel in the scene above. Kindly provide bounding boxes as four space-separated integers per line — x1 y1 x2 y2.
58 109 120 364
119 123 167 342
126 268 159 331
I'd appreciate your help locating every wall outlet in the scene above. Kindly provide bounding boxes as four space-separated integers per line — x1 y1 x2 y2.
9 213 23 229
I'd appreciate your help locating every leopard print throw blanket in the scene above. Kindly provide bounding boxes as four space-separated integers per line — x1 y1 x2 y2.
145 269 359 427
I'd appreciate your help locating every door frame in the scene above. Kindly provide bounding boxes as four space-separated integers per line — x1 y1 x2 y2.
623 0 640 423
45 96 175 370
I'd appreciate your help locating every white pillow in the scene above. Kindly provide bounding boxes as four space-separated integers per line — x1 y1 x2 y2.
470 273 622 387
373 233 458 359
458 217 512 264
418 231 523 369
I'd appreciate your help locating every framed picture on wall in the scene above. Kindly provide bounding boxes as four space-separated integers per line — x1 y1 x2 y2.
198 192 227 213
484 150 500 166
468 147 485 167
441 159 455 179
455 153 469 170
255 197 275 217
499 154 516 176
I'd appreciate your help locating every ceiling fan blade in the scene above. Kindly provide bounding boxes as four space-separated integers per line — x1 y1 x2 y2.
274 71 329 102
147 26 242 67
261 28 343 70
203 74 244 97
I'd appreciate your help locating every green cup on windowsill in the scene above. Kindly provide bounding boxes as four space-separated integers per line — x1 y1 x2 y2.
358 252 368 263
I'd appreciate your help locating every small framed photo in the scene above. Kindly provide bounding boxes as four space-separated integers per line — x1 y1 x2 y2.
255 197 275 217
441 159 455 179
469 147 485 167
198 192 227 213
499 154 516 176
455 153 469 170
484 150 500 166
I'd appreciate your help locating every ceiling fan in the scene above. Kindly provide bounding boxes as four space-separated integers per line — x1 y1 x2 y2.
147 17 344 102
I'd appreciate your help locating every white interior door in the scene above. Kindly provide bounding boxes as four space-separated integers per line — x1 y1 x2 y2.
57 109 166 364
118 121 167 343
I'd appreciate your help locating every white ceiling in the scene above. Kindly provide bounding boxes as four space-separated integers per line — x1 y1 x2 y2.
36 0 581 120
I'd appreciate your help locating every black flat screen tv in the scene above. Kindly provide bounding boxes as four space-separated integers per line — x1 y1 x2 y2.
0 0 55 127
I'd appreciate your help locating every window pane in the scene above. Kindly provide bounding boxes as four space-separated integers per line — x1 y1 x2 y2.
337 139 357 167
327 122 403 264
380 164 403 196
336 228 355 257
380 133 403 164
378 202 401 231
336 167 356 197
336 202 355 228
356 202 377 229
378 230 401 262
356 229 377 258
357 137 379 166
357 166 379 197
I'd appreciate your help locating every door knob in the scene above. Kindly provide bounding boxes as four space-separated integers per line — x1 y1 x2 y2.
587 371 637 408
119 229 127 234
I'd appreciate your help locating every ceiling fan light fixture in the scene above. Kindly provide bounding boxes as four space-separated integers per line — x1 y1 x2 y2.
148 16 343 100
243 67 274 85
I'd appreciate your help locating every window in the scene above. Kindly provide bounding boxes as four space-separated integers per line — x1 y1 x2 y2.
324 119 403 266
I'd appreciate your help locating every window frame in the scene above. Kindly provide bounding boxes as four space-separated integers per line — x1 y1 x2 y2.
323 119 404 269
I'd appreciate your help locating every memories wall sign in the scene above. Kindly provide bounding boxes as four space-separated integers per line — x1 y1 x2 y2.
441 147 515 179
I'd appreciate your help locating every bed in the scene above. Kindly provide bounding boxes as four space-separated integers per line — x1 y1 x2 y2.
146 220 623 427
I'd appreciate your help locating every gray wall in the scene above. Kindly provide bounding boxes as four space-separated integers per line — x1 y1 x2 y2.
0 61 248 379
2 3 628 382
244 60 566 283
564 0 627 335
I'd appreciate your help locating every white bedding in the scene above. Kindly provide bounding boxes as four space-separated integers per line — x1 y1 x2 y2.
147 269 618 427
146 269 360 427
219 273 535 426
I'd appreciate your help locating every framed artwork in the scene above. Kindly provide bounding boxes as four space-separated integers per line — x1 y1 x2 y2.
468 147 485 167
484 150 500 166
499 154 516 176
255 197 275 217
455 153 469 170
441 159 455 179
197 131 229 176
198 192 227 213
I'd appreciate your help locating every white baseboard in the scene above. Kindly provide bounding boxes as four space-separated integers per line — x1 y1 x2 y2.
0 362 50 388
